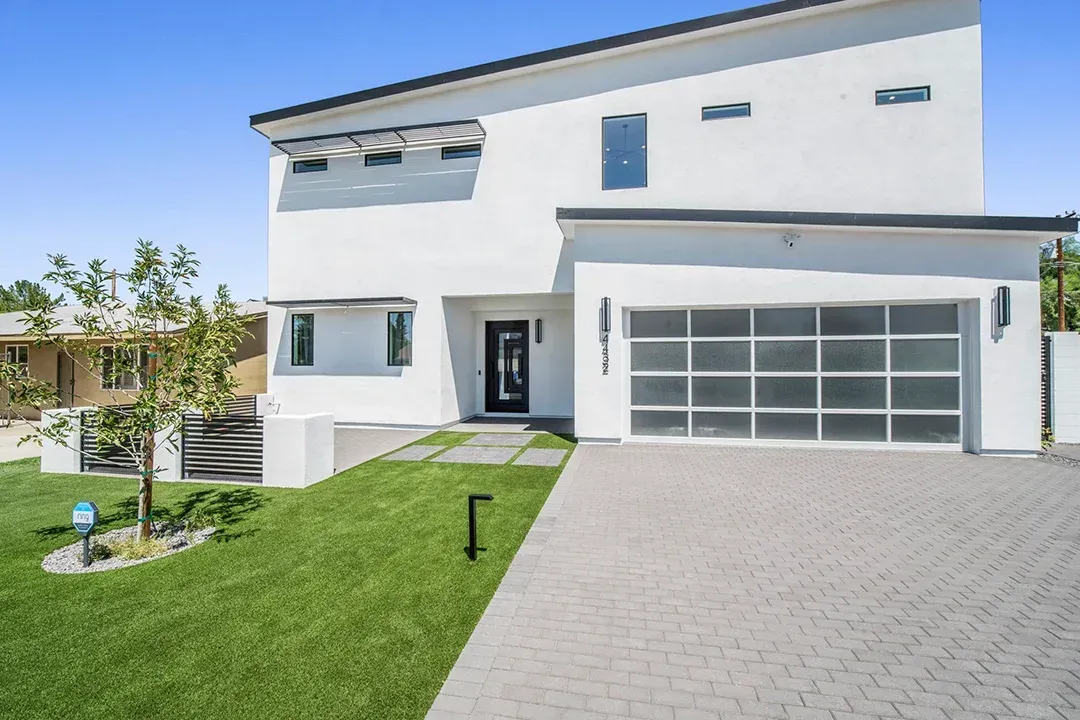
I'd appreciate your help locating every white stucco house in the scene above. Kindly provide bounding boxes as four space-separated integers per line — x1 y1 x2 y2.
250 0 1077 454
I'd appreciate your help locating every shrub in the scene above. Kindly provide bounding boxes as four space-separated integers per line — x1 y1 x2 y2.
88 541 113 562
183 509 217 532
109 537 168 561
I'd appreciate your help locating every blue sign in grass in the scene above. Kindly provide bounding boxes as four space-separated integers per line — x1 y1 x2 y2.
72 501 98 536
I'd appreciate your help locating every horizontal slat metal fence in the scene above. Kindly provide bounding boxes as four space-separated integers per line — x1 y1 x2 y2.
80 407 141 475
181 409 263 482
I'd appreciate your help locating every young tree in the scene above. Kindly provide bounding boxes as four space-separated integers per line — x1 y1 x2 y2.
0 280 64 313
0 240 252 541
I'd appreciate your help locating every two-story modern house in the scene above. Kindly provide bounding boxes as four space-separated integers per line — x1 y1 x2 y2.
250 0 1077 454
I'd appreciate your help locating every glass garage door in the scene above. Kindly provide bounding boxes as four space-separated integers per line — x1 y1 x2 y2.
628 304 962 445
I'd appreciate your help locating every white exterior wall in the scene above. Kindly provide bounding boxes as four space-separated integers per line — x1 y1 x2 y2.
572 224 1041 453
261 0 989 432
1050 333 1080 443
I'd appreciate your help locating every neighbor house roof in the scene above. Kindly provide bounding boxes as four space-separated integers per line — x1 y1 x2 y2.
250 0 855 127
0 302 267 342
555 208 1080 240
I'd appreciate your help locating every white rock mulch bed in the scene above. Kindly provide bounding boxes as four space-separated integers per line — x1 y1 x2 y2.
41 524 216 575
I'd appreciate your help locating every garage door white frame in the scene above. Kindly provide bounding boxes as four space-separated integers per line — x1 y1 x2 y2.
627 303 963 449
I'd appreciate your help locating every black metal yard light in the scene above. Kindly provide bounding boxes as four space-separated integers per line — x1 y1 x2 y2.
466 494 493 561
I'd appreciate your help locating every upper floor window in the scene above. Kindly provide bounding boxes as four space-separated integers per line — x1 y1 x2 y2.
602 114 647 190
876 86 930 106
293 159 328 173
388 312 412 367
291 314 314 366
702 103 751 120
442 144 481 160
5 345 28 377
365 151 402 167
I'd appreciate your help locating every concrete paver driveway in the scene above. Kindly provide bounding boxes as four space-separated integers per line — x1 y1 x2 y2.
428 445 1080 720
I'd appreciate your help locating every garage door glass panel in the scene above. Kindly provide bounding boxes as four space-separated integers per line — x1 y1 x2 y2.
892 377 959 410
631 342 687 372
692 412 751 438
822 377 887 409
822 414 887 441
691 309 750 337
692 342 750 372
631 376 688 407
891 414 960 444
821 340 886 372
756 413 818 440
890 339 959 372
756 377 817 408
820 306 886 336
889 304 958 334
631 410 688 437
755 341 817 372
754 308 817 336
692 377 751 408
629 311 687 338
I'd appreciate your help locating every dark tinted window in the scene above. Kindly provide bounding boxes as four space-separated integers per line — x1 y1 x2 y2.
877 87 930 105
365 151 402 166
441 144 481 160
702 103 751 120
293 159 327 173
291 314 314 366
388 312 413 366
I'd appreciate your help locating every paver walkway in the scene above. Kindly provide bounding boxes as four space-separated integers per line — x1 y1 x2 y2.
427 444 1080 720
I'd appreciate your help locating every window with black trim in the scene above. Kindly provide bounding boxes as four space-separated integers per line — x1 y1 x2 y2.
441 144 481 160
876 87 931 106
388 312 412 366
702 103 751 120
365 151 402 167
602 114 647 190
291 314 314 366
293 159 328 173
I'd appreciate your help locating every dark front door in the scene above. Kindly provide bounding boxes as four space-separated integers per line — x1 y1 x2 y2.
485 320 529 413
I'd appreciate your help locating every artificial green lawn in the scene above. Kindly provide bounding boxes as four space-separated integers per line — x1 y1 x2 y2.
0 432 574 720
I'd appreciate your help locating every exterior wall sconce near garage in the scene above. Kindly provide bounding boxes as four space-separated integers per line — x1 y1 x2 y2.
599 297 612 337
996 286 1011 327
535 318 543 343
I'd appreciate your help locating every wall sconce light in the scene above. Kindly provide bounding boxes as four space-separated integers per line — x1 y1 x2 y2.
535 318 543 343
995 286 1011 327
599 297 612 335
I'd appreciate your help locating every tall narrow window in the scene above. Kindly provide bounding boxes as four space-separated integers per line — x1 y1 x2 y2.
602 114 647 190
5 345 29 376
388 312 413 366
291 314 314 366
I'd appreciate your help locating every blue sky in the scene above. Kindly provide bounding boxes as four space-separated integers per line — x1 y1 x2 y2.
0 0 1076 301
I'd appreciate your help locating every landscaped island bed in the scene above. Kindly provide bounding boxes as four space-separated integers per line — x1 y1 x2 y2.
0 431 573 720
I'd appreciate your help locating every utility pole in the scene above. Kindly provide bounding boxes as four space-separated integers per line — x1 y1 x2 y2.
1060 212 1079 332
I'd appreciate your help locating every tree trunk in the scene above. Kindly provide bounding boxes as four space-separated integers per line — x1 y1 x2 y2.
138 430 155 541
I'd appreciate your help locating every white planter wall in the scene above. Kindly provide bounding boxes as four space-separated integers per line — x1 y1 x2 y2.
1049 333 1080 443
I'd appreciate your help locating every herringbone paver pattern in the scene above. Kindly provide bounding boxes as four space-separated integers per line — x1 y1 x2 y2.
427 445 1080 720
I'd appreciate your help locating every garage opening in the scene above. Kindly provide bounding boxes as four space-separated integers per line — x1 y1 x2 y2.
628 304 962 446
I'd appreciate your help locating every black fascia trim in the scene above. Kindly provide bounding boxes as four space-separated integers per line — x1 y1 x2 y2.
555 208 1080 234
250 0 850 126
268 297 417 307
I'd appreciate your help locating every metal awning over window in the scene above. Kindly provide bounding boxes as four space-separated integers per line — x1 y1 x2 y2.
272 120 484 156
267 297 417 310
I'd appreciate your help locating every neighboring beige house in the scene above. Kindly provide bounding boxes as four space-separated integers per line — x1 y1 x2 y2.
1 302 267 421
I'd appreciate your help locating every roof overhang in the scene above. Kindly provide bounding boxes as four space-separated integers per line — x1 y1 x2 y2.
555 208 1079 242
272 119 484 157
249 0 864 128
267 297 417 310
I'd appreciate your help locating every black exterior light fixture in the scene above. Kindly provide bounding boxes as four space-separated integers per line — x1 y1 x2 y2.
599 297 612 336
535 318 543 343
996 286 1011 327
